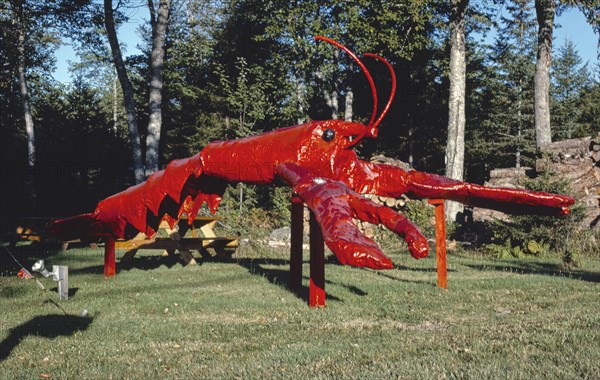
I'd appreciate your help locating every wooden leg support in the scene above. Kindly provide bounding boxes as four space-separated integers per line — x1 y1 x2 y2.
104 238 116 278
179 249 197 265
289 195 304 290
121 249 139 262
309 211 326 308
428 199 447 289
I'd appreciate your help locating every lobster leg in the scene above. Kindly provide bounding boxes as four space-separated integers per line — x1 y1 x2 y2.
361 163 575 216
277 163 429 270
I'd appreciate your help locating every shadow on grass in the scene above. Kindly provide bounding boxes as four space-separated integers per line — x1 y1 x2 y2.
0 314 94 362
465 261 600 283
370 269 440 287
236 258 346 303
69 254 186 276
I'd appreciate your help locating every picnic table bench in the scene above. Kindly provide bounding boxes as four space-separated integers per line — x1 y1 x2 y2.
104 216 239 276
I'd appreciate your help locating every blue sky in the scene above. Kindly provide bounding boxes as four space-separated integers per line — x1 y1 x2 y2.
52 7 598 84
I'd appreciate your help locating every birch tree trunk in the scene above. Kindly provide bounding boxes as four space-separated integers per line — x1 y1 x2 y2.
344 89 353 121
16 1 36 203
296 80 306 124
112 69 118 133
445 0 468 222
324 90 339 119
145 0 170 176
104 0 144 183
534 0 555 149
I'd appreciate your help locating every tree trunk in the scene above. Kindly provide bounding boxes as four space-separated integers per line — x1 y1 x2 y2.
445 0 468 222
534 0 555 149
16 1 36 204
104 0 144 183
296 80 305 124
325 90 339 119
145 0 170 176
344 89 353 121
112 69 118 133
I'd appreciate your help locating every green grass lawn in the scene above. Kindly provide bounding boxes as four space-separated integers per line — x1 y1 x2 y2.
1 245 599 379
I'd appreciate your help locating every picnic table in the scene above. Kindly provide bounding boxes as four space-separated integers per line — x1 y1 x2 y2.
104 216 239 276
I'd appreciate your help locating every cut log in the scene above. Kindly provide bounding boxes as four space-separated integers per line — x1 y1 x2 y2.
489 167 532 179
544 136 591 153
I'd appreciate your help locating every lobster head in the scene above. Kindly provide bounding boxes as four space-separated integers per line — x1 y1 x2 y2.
283 37 396 178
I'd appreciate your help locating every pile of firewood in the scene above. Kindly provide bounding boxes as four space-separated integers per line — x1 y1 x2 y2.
351 155 415 239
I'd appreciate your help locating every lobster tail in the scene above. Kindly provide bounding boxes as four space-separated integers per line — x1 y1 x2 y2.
47 153 225 241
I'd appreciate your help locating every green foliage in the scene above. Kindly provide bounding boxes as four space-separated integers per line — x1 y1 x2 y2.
486 173 586 265
471 1 538 172
267 186 292 228
401 200 436 238
216 57 276 138
574 70 600 137
484 239 549 259
216 184 291 239
372 199 440 253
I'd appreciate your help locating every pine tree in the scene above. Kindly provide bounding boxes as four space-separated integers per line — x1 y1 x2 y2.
551 38 591 140
483 0 538 171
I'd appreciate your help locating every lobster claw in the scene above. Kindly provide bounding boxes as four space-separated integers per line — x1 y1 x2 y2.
277 163 429 270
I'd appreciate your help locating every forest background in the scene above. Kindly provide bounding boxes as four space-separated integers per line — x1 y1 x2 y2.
1 0 598 241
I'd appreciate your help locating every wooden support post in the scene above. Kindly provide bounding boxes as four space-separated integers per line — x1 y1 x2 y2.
428 199 447 289
289 195 304 290
104 238 116 278
309 211 326 308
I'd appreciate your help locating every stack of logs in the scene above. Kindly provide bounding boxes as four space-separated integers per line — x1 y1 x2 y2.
358 193 412 238
355 155 413 238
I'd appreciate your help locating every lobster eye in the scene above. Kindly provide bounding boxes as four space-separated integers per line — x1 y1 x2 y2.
322 128 335 142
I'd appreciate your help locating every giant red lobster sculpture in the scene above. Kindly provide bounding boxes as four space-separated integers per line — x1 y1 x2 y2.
48 37 574 270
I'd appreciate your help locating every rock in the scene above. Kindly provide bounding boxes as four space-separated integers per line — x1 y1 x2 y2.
269 226 291 242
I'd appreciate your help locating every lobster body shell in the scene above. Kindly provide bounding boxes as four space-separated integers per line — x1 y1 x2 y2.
47 120 350 240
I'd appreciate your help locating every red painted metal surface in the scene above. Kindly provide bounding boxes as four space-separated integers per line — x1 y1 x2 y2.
289 195 304 290
309 212 326 308
47 37 575 276
104 238 116 278
428 199 447 289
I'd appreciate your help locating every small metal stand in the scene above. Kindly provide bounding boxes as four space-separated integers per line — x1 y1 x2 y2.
32 260 69 300
53 265 69 300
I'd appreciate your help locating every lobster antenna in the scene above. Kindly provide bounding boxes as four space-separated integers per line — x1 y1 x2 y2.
363 53 396 137
314 36 378 128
